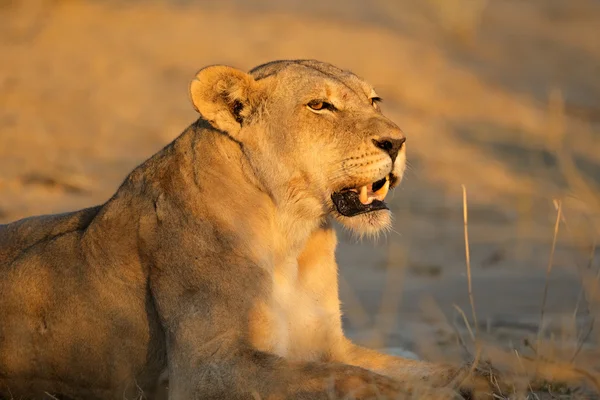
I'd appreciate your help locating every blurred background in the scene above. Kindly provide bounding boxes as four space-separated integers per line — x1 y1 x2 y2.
1 0 599 388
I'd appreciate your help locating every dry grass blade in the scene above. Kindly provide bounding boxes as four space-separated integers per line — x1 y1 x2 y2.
571 243 599 363
462 184 478 336
536 200 562 351
453 303 475 343
513 350 540 398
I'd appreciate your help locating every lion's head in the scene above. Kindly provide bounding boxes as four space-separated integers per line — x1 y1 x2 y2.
189 60 406 236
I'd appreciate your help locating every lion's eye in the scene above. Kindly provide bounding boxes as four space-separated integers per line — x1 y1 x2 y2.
307 100 335 111
370 97 382 109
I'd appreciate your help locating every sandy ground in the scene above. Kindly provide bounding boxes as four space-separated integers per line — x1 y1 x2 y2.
1 0 600 395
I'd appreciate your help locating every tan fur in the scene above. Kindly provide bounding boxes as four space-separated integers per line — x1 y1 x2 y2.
0 60 492 399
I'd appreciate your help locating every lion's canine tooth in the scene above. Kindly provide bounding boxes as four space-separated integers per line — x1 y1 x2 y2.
359 185 369 205
374 178 390 200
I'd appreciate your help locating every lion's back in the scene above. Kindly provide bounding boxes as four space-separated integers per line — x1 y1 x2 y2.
0 206 101 266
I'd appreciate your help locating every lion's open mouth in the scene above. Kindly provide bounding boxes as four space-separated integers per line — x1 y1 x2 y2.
331 175 392 217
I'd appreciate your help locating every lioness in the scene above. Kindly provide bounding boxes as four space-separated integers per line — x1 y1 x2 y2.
0 60 490 399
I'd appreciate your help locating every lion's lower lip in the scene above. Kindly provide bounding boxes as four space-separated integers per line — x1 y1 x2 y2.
331 191 388 217
332 174 392 217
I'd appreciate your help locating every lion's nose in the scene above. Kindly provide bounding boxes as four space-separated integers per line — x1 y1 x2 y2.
372 137 406 162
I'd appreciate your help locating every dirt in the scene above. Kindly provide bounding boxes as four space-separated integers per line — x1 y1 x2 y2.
1 0 599 396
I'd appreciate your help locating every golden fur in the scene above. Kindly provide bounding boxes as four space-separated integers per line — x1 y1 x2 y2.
0 60 492 399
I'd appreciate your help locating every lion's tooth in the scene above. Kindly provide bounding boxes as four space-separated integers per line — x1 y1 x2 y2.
359 185 369 204
374 179 390 201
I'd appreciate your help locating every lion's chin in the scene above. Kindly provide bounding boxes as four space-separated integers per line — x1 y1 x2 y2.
332 209 392 238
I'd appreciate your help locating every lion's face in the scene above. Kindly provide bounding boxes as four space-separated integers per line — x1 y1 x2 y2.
190 60 406 236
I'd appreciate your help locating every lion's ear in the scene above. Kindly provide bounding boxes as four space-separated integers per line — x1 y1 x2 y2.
190 65 257 135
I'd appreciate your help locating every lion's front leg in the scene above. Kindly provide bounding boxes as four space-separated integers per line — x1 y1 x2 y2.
334 339 494 399
294 225 492 398
164 320 409 400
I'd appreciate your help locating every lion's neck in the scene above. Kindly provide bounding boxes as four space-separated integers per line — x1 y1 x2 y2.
183 122 324 261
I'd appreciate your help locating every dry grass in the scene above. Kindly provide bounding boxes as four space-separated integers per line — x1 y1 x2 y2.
1 0 599 398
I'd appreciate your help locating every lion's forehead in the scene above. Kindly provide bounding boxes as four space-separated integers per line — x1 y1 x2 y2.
251 60 374 100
